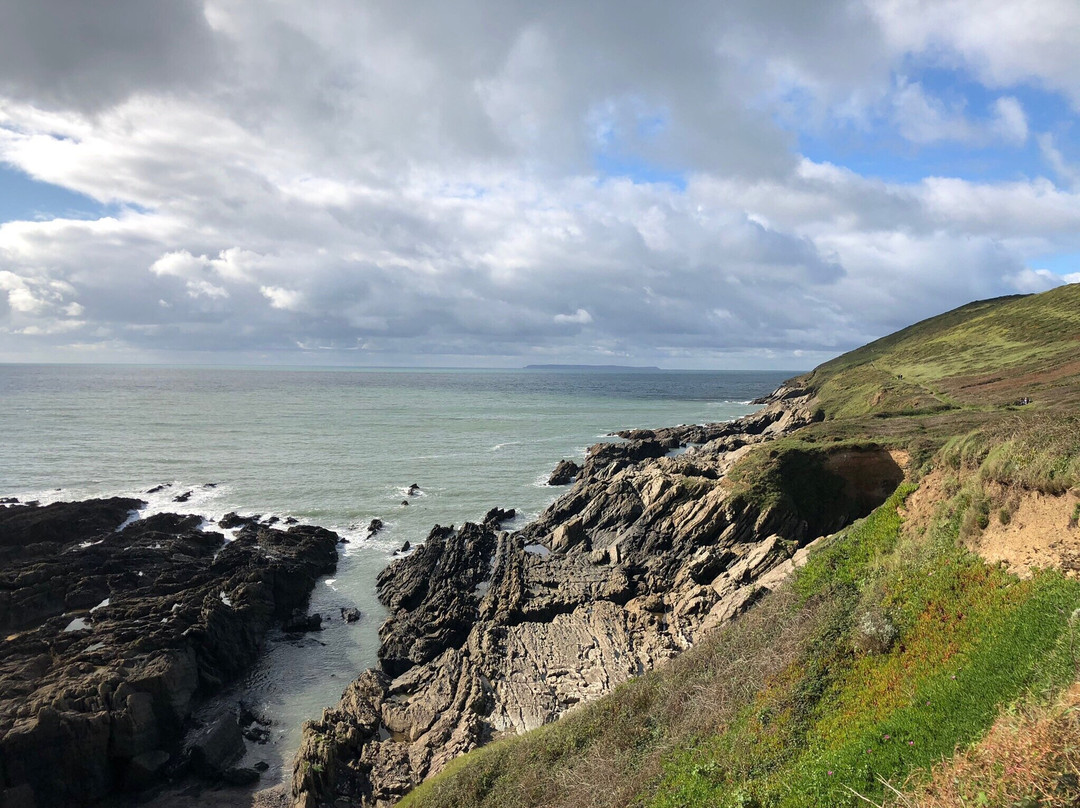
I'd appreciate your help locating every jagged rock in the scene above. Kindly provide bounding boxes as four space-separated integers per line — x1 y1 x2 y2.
368 518 384 535
408 484 421 496
482 507 516 527
173 491 192 503
547 460 580 486
342 607 362 623
292 384 906 807
0 500 340 806
219 511 257 530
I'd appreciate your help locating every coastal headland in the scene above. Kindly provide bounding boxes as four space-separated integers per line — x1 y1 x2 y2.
295 284 1080 807
4 284 1080 808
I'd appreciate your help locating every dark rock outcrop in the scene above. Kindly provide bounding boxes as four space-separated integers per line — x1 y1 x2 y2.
546 460 580 486
481 507 515 528
0 500 339 807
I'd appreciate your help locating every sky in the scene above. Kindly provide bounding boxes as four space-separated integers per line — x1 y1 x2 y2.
0 1 1078 369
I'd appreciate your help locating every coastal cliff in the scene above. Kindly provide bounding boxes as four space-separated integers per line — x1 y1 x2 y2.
295 284 1080 808
0 501 339 807
291 387 907 807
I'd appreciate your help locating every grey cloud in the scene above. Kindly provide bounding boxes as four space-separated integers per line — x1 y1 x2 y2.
0 0 221 111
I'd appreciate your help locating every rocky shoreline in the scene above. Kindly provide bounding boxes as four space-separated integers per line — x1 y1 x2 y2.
290 386 907 807
0 498 341 807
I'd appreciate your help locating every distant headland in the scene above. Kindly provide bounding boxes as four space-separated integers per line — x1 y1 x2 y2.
523 364 662 372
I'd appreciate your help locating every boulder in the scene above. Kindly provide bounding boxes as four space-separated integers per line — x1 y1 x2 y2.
188 715 244 777
283 611 323 633
124 750 171 791
342 607 362 623
547 460 580 486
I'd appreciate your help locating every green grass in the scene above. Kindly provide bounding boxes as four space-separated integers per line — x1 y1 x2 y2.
648 487 1080 808
800 284 1080 419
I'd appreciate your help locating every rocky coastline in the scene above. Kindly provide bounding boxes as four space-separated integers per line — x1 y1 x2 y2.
0 498 341 808
290 385 908 807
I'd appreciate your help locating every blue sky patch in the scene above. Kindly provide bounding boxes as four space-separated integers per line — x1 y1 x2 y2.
0 164 119 224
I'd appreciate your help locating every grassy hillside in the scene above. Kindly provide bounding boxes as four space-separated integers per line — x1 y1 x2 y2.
398 285 1080 808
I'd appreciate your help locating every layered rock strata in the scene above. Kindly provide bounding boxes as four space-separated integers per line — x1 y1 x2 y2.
0 499 339 807
292 388 904 807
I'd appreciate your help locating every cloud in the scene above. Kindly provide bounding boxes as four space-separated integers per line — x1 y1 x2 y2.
260 286 304 311
0 0 221 112
891 81 1029 146
1038 133 1080 188
553 308 593 325
0 1 1078 366
991 96 1028 144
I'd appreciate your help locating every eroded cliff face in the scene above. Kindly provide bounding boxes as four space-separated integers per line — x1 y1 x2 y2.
0 501 339 808
292 389 906 808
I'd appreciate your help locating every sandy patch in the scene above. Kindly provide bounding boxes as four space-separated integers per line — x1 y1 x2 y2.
897 468 947 534
974 488 1080 579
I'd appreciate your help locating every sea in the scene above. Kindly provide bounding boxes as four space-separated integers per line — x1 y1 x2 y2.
0 364 793 782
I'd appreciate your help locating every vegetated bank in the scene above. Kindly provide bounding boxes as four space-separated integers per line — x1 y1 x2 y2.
369 283 1080 808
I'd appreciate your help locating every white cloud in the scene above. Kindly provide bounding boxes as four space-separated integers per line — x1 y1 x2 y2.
553 308 593 325
260 286 304 311
1038 133 1080 188
870 0 1080 108
991 96 1028 144
892 82 1029 146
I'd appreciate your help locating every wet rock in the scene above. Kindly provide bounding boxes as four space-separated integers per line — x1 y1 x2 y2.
407 484 421 496
482 507 516 528
124 749 171 791
547 459 580 486
400 500 409 507
172 491 192 503
220 766 261 786
219 511 247 529
188 714 244 777
368 518 384 536
283 610 323 633
342 607 362 623
145 484 169 494
253 760 270 772
0 500 340 806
